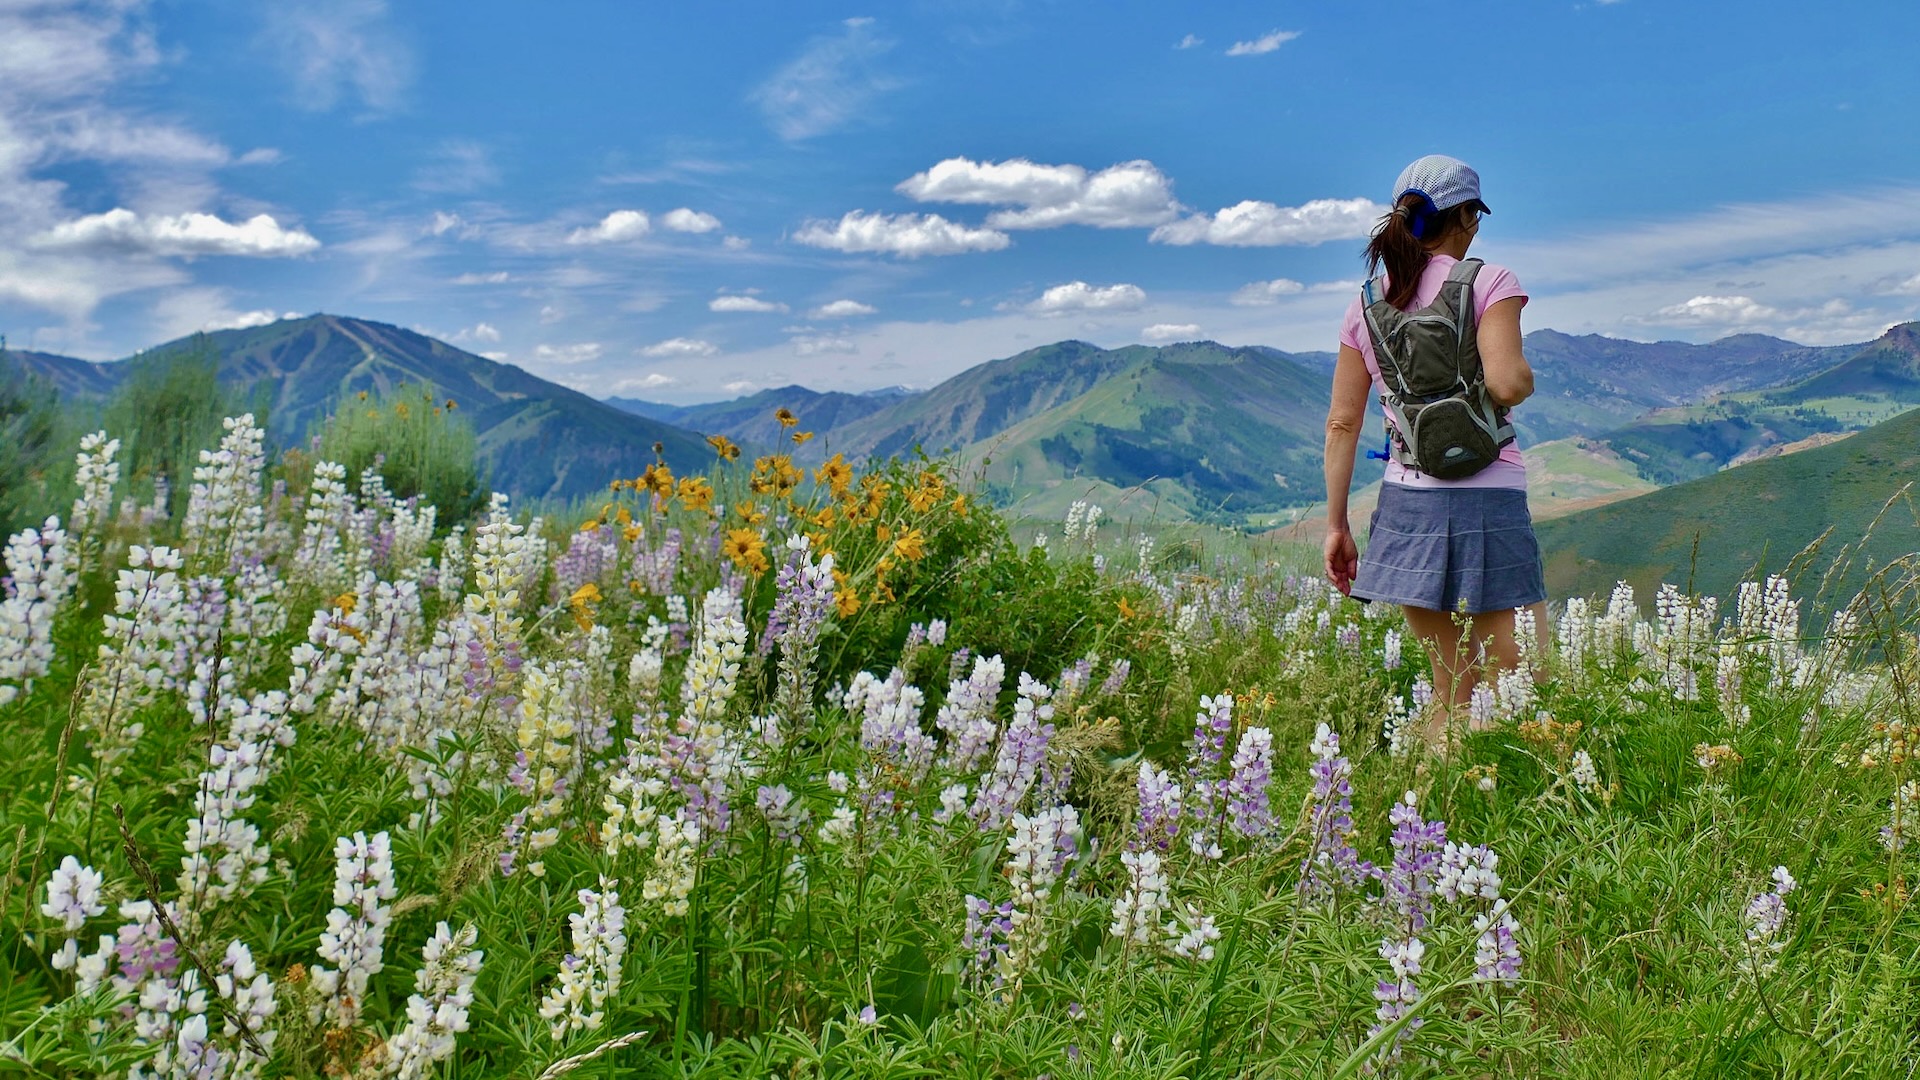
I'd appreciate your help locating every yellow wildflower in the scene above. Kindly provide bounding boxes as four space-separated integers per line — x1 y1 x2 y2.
332 591 358 615
951 494 969 516
677 476 714 514
876 523 892 543
722 528 770 574
735 500 767 525
1117 597 1137 621
568 583 602 632
892 528 927 562
775 407 799 428
707 433 742 460
815 453 853 495
835 588 861 617
812 505 836 529
792 430 815 445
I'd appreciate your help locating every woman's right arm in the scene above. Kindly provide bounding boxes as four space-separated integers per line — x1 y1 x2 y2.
1477 296 1533 407
1323 344 1370 594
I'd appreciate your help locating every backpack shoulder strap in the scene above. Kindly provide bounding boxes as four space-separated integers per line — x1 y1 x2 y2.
1444 257 1483 286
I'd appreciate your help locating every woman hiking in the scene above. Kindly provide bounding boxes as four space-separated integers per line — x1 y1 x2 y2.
1321 154 1549 749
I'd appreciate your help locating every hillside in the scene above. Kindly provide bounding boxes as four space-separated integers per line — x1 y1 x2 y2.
1536 405 1920 605
11 316 708 501
1594 322 1920 483
608 384 916 449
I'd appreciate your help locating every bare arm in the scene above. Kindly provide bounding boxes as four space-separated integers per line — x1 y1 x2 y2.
1323 344 1371 529
1477 296 1533 407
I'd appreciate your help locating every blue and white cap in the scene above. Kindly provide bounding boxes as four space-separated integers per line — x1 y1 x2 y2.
1392 154 1491 216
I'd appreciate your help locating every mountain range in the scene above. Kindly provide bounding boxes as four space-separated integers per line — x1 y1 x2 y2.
10 314 1919 576
10 315 706 500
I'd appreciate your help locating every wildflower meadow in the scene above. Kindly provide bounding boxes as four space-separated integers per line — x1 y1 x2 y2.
2 410 1918 1078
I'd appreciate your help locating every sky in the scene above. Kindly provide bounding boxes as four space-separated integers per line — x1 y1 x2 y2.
3 0 1919 403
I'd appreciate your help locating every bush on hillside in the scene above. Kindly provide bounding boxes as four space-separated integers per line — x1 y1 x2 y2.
311 384 488 527
0 348 65 536
101 338 250 520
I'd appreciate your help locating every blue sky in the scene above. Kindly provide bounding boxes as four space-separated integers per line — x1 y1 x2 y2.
3 0 1918 402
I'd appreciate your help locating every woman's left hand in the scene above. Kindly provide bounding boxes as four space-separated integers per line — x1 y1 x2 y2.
1324 526 1359 596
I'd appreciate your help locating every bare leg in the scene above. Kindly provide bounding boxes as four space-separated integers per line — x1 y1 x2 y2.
1402 603 1544 750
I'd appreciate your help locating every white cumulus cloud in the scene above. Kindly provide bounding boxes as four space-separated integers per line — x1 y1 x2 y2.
793 210 1009 257
810 299 877 318
210 310 300 331
897 157 1181 229
662 207 723 233
640 337 719 357
1142 323 1201 342
615 372 678 392
33 209 321 257
1151 197 1383 247
722 379 759 394
567 210 651 245
1231 278 1307 305
710 295 789 314
454 322 501 344
532 342 603 365
1651 295 1783 325
722 235 752 251
1226 29 1302 56
1024 281 1147 316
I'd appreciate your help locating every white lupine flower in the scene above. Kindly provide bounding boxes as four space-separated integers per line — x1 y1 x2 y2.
71 430 121 538
1 518 76 705
539 877 627 1040
311 831 397 1029
644 811 700 917
1108 849 1169 945
182 414 269 569
385 922 483 1079
42 855 106 970
1164 902 1220 961
935 653 1005 773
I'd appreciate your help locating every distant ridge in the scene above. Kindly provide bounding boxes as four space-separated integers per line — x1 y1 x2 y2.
10 315 708 501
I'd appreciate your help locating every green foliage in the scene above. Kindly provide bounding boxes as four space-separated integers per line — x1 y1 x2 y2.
310 384 488 527
101 338 246 520
0 347 66 536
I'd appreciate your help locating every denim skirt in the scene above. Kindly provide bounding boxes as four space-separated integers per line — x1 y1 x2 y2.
1350 483 1547 614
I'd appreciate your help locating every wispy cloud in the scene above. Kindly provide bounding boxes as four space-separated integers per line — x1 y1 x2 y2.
413 140 499 194
661 208 723 233
1225 29 1301 56
794 210 1009 257
1175 33 1203 50
750 17 899 140
1230 278 1305 305
262 0 413 112
639 337 718 357
811 299 877 318
532 342 604 365
710 295 788 314
898 157 1181 229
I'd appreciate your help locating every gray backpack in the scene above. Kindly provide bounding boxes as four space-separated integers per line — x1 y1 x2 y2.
1360 258 1514 480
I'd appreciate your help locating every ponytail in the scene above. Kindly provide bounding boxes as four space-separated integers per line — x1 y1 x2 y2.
1364 193 1476 309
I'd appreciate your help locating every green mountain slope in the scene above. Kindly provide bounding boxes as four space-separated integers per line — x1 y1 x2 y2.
1536 406 1920 604
608 385 915 450
969 342 1349 520
1596 323 1920 483
13 315 707 501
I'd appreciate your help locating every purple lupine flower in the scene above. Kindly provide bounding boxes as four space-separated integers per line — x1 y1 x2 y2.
551 528 617 602
1382 791 1447 933
1133 761 1182 853
1054 656 1094 712
632 526 682 596
756 784 811 845
1336 622 1361 656
936 654 1005 773
1299 724 1373 903
961 894 1015 986
852 669 934 816
970 677 1054 830
1223 727 1275 839
946 646 973 686
1369 936 1426 1061
760 538 836 655
1183 694 1234 859
1098 658 1131 698
1472 900 1522 983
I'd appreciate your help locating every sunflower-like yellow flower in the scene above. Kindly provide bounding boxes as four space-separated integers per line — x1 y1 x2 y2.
722 528 770 574
812 505 836 529
707 433 742 461
950 494 969 517
792 430 815 445
735 500 767 525
569 582 603 632
835 587 861 617
892 528 927 562
332 591 358 615
775 407 799 428
1117 597 1137 621
641 463 675 498
815 453 853 495
677 476 714 514
875 522 892 543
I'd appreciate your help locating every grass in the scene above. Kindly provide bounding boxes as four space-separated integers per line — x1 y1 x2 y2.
1 420 1918 1078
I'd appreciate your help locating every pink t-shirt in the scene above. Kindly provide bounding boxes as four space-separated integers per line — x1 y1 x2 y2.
1339 254 1529 489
